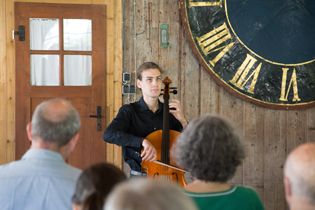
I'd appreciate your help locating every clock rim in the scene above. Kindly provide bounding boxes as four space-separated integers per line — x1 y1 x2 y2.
179 0 315 110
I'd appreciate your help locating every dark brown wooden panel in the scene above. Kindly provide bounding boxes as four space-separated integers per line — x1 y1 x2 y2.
31 86 92 98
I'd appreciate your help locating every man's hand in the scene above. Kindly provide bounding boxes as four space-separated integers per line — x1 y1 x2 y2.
169 99 188 128
141 139 157 161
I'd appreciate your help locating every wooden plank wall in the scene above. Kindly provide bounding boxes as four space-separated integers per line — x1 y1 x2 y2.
122 0 315 209
0 0 122 168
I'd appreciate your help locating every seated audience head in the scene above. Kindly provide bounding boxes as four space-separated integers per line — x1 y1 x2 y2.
104 179 198 210
174 114 245 182
284 143 315 209
72 162 126 210
27 98 81 159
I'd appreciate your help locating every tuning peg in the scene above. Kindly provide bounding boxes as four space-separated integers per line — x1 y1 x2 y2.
171 90 178 94
161 87 177 91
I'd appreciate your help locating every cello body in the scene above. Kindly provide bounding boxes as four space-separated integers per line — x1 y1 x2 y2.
141 77 187 187
141 130 187 186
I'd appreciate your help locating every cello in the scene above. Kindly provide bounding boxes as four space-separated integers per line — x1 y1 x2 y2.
141 77 187 186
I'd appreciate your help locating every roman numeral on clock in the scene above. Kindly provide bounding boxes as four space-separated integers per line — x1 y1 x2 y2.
196 22 235 67
189 0 222 8
229 54 262 94
279 68 300 102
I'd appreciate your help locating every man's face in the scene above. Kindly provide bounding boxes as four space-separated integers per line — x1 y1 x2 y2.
137 68 162 99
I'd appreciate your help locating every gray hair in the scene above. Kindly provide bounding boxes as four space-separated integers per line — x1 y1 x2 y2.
284 143 315 205
31 98 81 147
104 179 198 210
173 114 245 182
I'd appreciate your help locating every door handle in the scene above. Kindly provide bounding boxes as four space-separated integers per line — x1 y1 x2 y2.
89 106 101 131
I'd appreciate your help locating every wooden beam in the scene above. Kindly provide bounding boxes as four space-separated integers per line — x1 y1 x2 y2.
0 0 7 165
113 0 123 169
105 0 117 167
15 0 107 4
6 0 15 163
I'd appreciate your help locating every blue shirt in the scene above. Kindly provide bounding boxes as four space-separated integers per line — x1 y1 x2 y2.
0 149 82 210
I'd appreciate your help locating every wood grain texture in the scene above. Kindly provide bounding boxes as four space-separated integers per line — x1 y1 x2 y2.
159 0 180 90
121 0 134 106
105 0 114 166
0 0 7 165
5 0 16 164
307 107 315 142
90 4 107 166
200 69 219 114
180 27 200 122
15 0 107 4
264 109 287 210
14 2 31 160
67 97 91 169
113 0 123 168
105 0 122 168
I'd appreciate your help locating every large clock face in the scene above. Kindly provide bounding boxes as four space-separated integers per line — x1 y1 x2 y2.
180 0 315 109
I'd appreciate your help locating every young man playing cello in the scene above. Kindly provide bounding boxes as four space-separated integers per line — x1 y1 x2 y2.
103 62 188 177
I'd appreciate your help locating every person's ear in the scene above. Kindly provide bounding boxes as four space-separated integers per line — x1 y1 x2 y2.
283 176 292 202
137 79 142 89
68 133 79 152
26 122 33 142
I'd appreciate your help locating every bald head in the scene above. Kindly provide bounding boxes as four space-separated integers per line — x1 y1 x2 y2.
104 179 198 210
31 98 81 148
284 143 315 205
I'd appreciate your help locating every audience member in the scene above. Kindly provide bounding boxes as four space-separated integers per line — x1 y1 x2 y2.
0 98 82 210
72 162 126 210
173 114 265 210
104 179 198 210
283 143 315 210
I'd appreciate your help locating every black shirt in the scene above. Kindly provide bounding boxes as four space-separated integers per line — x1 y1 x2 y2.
103 96 183 172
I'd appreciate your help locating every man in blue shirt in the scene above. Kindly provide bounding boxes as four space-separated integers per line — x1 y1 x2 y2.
0 98 82 210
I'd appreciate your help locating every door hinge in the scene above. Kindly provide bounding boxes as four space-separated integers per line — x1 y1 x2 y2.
12 25 25 41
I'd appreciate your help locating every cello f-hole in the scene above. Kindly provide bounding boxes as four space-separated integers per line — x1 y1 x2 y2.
172 172 179 184
153 172 160 179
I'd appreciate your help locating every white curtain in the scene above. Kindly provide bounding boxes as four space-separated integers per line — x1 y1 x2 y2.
64 55 91 86
30 18 92 86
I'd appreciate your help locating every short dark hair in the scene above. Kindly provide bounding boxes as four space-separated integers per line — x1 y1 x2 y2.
137 62 162 81
173 114 245 182
31 98 80 147
72 162 126 210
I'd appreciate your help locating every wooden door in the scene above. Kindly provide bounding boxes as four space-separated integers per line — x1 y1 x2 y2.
15 3 106 169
